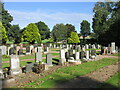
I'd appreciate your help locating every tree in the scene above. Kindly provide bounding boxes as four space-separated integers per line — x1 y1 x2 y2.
0 22 8 44
51 24 68 42
66 24 76 37
35 21 50 40
0 2 13 32
80 20 90 40
92 2 114 39
8 25 21 43
68 32 80 44
22 23 41 44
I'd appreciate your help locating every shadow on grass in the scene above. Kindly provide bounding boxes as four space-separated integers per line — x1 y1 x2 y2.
52 74 119 89
52 58 59 65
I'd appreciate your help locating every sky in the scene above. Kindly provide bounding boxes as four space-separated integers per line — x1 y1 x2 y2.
4 2 96 33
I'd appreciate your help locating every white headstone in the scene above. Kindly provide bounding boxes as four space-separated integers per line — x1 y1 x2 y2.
60 49 66 64
111 42 116 53
86 51 89 60
75 52 79 60
0 46 7 55
10 55 22 75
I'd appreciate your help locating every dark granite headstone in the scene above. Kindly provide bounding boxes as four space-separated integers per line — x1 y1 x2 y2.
91 50 96 55
9 48 15 55
18 49 23 55
80 51 85 59
26 46 30 52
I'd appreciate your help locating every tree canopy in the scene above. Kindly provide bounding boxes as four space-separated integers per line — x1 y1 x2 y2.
66 24 76 37
0 22 8 44
35 21 50 40
1 2 13 32
51 23 68 42
22 23 41 44
8 25 21 43
68 32 80 44
80 20 90 40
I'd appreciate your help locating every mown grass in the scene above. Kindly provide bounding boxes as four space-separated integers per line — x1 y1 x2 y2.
15 58 119 88
99 72 120 88
112 52 120 57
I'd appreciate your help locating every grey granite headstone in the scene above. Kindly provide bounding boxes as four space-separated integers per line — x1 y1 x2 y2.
0 46 7 55
35 51 42 63
46 53 52 66
9 55 22 76
75 52 80 61
86 51 89 60
26 63 34 73
60 49 66 64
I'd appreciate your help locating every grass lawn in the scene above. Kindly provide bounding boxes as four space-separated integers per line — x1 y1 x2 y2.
99 72 120 88
15 58 119 88
112 52 120 57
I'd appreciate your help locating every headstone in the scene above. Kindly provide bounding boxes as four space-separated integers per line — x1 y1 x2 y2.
26 63 34 73
0 46 7 55
35 51 42 63
37 47 42 52
115 46 118 53
60 49 66 64
46 53 52 66
75 52 80 61
9 55 22 76
30 45 34 53
111 42 116 53
73 50 76 54
65 52 69 62
9 48 15 55
86 51 89 60
68 49 73 57
18 49 23 55
85 44 89 49
80 51 85 59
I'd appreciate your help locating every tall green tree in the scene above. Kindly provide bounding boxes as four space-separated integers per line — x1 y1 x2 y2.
8 25 21 43
0 22 8 44
68 32 80 44
66 24 76 37
35 21 50 40
0 2 13 32
22 23 41 44
80 20 90 40
51 24 68 42
92 2 114 39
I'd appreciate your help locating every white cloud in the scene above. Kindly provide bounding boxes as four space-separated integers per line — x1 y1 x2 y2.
8 9 93 33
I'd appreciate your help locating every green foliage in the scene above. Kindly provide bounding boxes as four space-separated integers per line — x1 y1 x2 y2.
80 20 90 37
51 23 68 42
92 2 120 46
22 23 41 44
66 24 76 37
0 22 8 44
68 32 80 44
35 21 50 40
8 25 21 43
1 3 13 31
2 55 10 58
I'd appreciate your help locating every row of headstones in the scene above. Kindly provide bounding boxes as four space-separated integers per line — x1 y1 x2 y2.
59 48 97 65
1 48 52 77
101 42 118 55
49 43 101 50
0 45 49 56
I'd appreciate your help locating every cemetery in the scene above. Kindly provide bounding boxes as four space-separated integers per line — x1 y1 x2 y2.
0 42 119 88
0 1 120 89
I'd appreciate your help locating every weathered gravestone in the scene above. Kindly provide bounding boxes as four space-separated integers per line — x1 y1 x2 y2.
46 53 52 66
9 55 22 76
91 50 96 59
25 62 34 73
0 46 7 55
35 51 42 63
